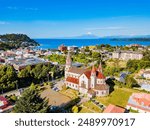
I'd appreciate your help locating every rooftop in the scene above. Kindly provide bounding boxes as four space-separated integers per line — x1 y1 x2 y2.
103 104 125 113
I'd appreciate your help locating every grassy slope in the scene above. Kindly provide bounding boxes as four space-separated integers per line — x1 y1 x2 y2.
95 87 142 108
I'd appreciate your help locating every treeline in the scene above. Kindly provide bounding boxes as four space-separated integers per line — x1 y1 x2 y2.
127 60 150 73
96 44 115 52
0 34 39 50
0 63 64 93
111 38 150 42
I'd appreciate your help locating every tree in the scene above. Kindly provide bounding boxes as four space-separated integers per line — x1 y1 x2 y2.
125 75 139 88
72 105 79 113
13 84 49 113
0 65 18 92
142 50 150 61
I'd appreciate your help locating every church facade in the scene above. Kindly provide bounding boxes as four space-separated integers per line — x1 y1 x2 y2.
65 52 109 98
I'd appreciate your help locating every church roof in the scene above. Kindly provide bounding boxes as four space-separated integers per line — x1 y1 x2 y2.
66 77 79 84
83 70 105 79
94 84 108 90
97 72 105 79
68 67 88 75
97 62 102 72
84 71 91 79
91 65 96 73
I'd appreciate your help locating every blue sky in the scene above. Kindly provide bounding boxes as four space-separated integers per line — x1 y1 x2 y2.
0 0 150 38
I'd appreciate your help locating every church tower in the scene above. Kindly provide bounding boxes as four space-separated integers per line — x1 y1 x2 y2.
97 62 103 73
90 65 96 88
65 51 72 79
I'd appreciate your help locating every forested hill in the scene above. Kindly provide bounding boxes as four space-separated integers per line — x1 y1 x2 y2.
0 34 39 50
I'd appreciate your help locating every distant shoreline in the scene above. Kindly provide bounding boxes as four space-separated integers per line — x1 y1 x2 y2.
34 38 150 50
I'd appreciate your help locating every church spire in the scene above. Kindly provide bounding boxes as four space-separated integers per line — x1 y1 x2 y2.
66 51 72 67
91 65 96 76
97 62 103 73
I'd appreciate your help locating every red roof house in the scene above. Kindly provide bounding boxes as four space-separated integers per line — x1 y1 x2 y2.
103 104 125 113
127 93 150 113
0 96 9 109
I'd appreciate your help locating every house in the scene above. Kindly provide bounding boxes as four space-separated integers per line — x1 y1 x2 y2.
143 70 150 79
58 44 67 52
112 50 143 60
0 96 8 109
65 52 109 98
126 93 150 113
103 104 125 113
67 46 78 52
6 58 49 71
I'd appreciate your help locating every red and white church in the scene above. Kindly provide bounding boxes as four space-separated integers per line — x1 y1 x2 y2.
65 52 109 98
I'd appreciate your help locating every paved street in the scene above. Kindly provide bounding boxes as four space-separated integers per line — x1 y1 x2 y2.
0 89 21 97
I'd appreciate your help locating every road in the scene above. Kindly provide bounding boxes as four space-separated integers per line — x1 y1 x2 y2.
0 89 21 97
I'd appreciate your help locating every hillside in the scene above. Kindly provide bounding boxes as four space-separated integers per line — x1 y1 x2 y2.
0 34 39 50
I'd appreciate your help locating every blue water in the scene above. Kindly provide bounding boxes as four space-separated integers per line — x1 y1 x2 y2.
35 39 150 49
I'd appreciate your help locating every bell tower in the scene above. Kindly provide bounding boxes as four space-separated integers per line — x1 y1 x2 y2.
90 65 96 88
65 52 72 79
97 62 103 73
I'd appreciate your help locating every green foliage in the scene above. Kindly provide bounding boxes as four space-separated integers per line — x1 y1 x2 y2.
125 75 139 88
92 52 101 60
104 66 122 76
46 54 66 64
84 46 90 52
73 53 91 64
0 65 18 92
0 62 62 93
127 59 150 73
72 105 79 113
18 63 59 85
96 44 115 52
13 84 49 113
6 94 18 104
142 50 150 61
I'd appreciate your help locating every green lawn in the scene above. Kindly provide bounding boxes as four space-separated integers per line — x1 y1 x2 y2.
79 107 93 113
59 88 79 99
106 60 127 68
95 87 141 108
79 101 102 113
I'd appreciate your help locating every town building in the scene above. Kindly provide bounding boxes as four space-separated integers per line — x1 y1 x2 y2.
103 104 125 113
58 44 67 52
143 70 150 79
112 50 143 60
6 58 49 71
67 46 78 52
126 93 150 113
65 52 109 98
0 96 8 109
0 96 14 113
